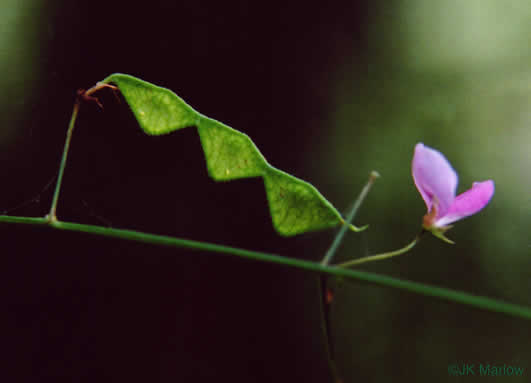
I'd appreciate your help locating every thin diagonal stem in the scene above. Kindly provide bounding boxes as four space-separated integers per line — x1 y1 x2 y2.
47 102 80 221
47 82 118 222
321 171 379 266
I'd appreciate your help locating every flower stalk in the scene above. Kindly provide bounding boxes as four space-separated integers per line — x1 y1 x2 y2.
337 232 423 268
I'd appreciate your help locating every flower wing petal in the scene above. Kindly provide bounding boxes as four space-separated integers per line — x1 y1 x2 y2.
435 180 495 227
412 143 458 217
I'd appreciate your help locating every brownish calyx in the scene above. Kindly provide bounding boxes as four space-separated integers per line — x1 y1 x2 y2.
422 203 438 229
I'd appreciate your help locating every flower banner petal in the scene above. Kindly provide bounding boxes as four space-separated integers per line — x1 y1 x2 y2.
412 143 458 217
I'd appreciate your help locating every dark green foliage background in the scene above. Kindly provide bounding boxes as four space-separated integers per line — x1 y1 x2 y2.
1 1 529 382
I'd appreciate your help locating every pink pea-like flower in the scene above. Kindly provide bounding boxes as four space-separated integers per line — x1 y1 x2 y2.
412 143 494 243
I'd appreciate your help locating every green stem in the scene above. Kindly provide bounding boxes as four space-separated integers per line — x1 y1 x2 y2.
47 102 80 221
321 171 379 266
1 215 531 320
337 234 421 268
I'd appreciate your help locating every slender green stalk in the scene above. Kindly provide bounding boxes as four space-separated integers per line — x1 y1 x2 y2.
1 214 530 320
321 171 379 266
48 102 79 221
338 234 421 268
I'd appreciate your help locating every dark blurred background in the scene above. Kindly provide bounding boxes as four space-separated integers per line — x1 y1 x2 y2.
1 0 530 382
